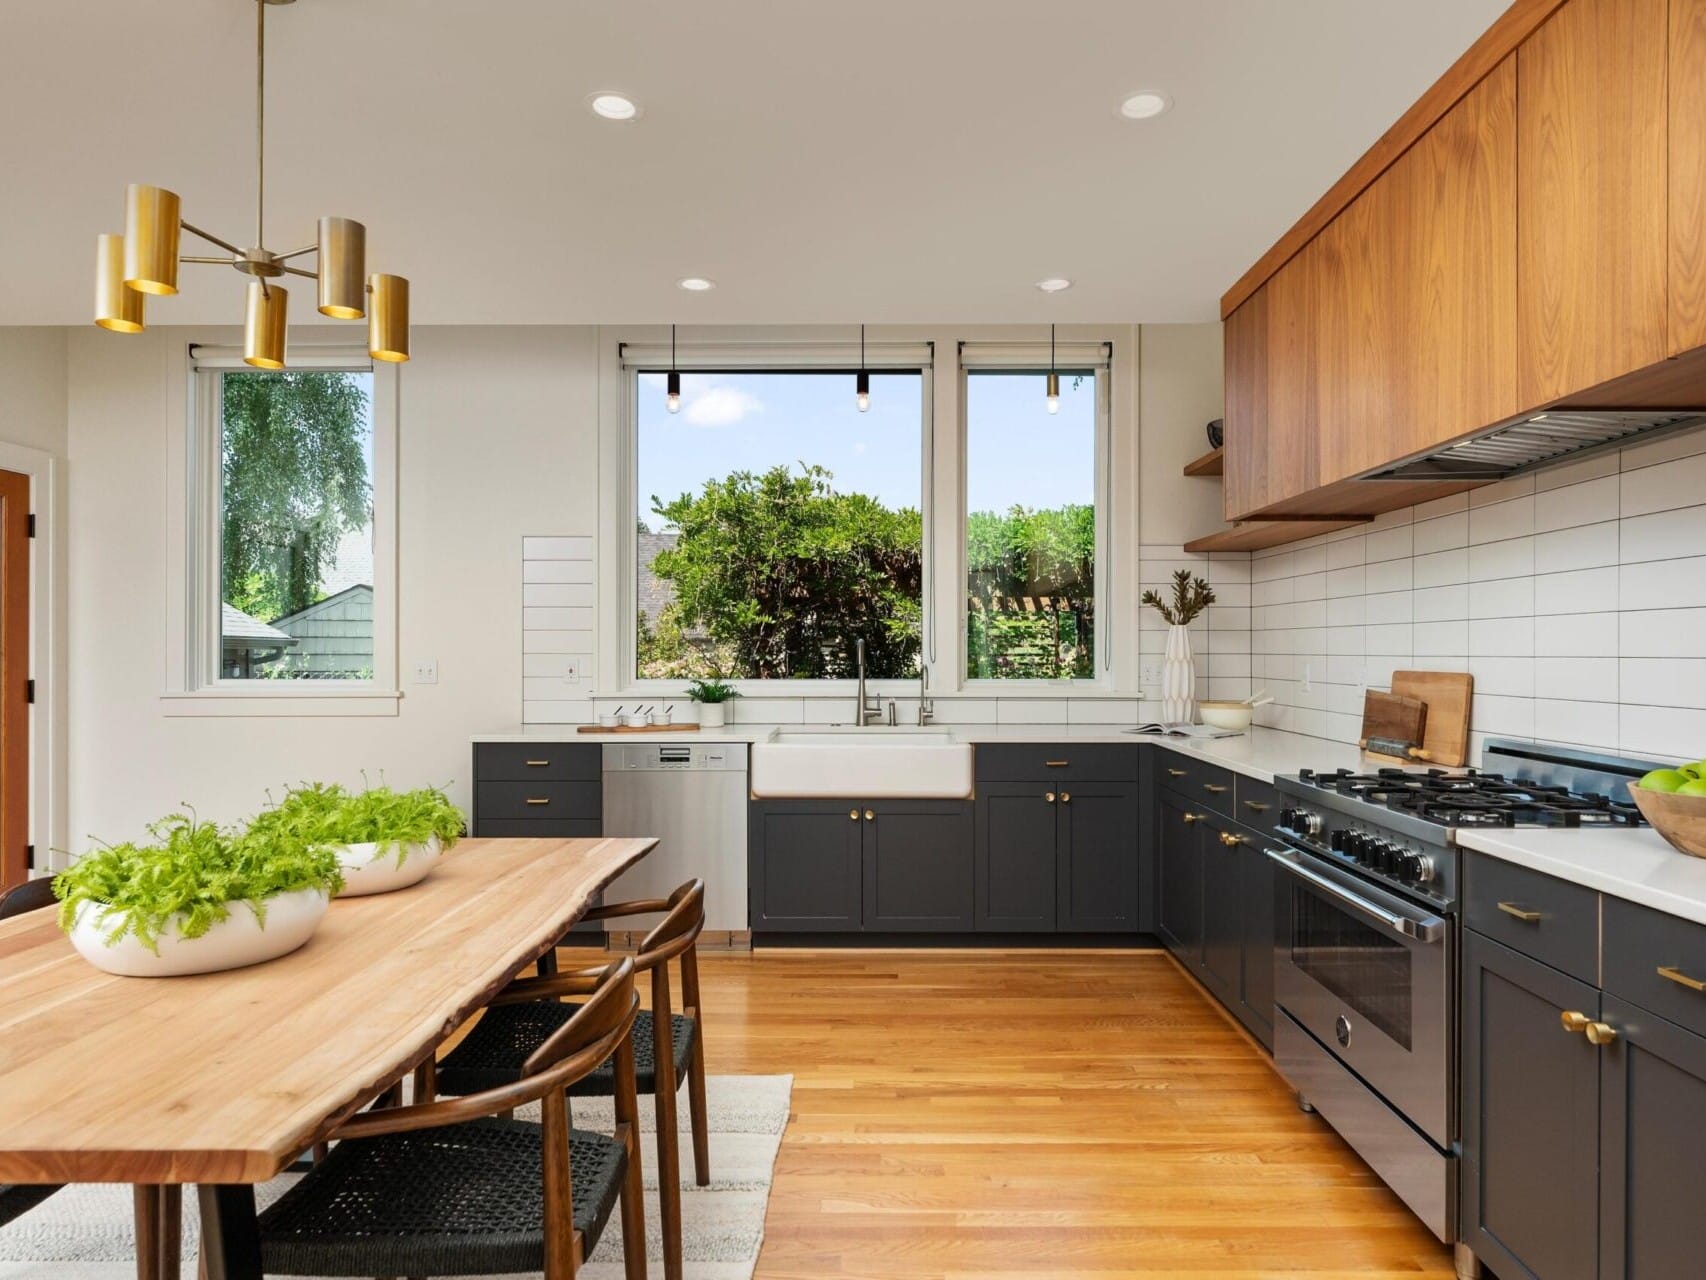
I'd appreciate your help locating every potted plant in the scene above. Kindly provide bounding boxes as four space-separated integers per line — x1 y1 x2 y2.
53 812 344 977
686 677 739 728
1141 569 1216 724
249 781 464 897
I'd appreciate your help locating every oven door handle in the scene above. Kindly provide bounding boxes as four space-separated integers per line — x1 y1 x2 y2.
1266 848 1446 944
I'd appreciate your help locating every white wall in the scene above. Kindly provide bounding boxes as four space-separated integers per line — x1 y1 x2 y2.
65 325 598 845
0 327 68 456
1250 424 1706 765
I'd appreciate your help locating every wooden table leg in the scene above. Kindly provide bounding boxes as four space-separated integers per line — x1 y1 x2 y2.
159 1184 182 1280
196 1185 262 1280
132 1184 182 1280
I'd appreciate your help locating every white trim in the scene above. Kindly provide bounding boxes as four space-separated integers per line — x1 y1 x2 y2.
0 441 65 869
164 337 399 713
619 339 932 369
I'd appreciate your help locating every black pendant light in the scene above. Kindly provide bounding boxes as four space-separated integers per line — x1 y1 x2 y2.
1046 324 1061 414
666 323 682 414
855 324 871 413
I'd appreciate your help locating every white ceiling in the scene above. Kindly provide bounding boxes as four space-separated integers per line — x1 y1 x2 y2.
0 0 1507 326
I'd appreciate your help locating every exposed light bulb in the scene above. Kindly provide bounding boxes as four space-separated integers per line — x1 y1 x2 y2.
857 392 871 413
1046 369 1061 414
1047 393 1061 415
856 369 871 413
666 369 682 414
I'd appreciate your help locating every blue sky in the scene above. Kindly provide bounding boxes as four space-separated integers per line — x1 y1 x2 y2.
637 369 1095 530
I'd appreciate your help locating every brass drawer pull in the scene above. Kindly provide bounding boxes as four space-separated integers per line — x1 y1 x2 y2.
1496 902 1542 923
1586 1021 1619 1046
1204 783 1228 794
1045 760 1070 768
1243 800 1272 812
525 797 551 806
1167 768 1188 778
525 759 550 767
1561 1010 1591 1035
1657 965 1706 993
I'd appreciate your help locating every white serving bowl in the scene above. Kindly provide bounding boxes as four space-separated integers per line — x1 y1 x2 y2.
335 835 442 896
67 886 330 977
1197 700 1254 732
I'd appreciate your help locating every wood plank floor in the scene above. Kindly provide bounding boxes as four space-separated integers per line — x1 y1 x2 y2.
645 947 1455 1280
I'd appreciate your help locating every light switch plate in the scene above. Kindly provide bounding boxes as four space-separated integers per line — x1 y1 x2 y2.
412 660 438 685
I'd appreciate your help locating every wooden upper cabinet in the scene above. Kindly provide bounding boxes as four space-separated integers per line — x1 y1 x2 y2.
1222 287 1268 521
1517 0 1668 403
1316 57 1518 486
1223 246 1320 520
1673 0 1706 356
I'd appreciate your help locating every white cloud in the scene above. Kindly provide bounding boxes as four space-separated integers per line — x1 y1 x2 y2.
684 384 764 426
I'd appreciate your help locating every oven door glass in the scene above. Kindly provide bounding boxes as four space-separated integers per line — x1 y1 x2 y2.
1291 888 1412 1049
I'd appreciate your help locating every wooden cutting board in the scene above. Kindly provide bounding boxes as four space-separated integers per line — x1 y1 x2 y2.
1392 670 1474 767
1359 689 1427 755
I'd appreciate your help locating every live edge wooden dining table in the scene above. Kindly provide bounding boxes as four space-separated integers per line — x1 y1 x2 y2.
0 835 657 1280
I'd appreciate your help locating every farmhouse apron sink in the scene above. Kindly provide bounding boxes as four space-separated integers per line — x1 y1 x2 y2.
749 729 974 799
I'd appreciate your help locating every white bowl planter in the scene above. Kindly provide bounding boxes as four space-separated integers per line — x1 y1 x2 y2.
334 834 443 897
67 887 330 978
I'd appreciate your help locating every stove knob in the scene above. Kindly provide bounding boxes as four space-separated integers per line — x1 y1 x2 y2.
1406 853 1436 886
1348 832 1371 863
1279 807 1298 831
1302 811 1326 838
1372 841 1397 873
1329 828 1348 853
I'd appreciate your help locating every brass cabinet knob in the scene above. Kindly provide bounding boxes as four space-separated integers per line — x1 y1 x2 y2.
1219 831 1245 847
1182 812 1202 824
1560 1010 1591 1035
1586 1021 1619 1046
849 809 860 821
864 809 875 821
1045 792 1057 804
1060 792 1071 804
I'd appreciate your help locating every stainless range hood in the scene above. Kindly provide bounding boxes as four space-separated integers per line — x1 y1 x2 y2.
1365 408 1706 482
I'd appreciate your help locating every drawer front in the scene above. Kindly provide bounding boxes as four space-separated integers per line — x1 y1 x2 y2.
1464 852 1599 983
473 742 601 782
1603 896 1706 1039
1233 775 1284 838
973 743 1138 784
1155 752 1235 817
472 818 603 839
476 780 602 824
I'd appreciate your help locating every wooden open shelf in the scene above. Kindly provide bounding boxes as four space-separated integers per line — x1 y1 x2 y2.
1182 446 1224 477
1183 517 1372 554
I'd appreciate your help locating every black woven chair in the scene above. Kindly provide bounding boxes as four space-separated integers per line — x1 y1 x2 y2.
437 880 708 1280
0 878 64 1234
256 957 646 1280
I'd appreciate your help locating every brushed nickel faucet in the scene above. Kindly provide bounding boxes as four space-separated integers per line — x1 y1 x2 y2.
918 664 935 726
854 638 883 726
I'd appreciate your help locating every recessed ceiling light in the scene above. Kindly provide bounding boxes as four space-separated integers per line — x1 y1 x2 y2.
588 92 641 121
1119 90 1172 120
1036 277 1073 293
677 276 715 292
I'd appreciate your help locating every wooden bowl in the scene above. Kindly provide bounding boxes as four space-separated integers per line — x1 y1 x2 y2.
1629 784 1706 859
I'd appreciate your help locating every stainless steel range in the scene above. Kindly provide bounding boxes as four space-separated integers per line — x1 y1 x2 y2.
1266 739 1659 1251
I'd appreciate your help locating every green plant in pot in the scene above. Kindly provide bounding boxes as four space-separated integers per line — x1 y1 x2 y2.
250 780 464 897
1141 569 1216 724
53 811 344 977
686 677 740 728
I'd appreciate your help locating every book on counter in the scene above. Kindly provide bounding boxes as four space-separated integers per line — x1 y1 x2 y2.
1125 723 1243 740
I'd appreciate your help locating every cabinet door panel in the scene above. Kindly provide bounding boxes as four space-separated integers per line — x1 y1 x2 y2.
1199 815 1242 1008
863 801 974 932
1156 791 1203 961
1518 0 1668 402
1672 0 1706 355
975 785 1057 932
749 802 863 931
1237 836 1276 1048
1599 996 1706 1280
1462 930 1601 1280
1222 288 1270 521
1055 783 1139 933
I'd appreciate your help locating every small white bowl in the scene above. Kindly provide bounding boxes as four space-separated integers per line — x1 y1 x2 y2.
68 887 329 977
335 835 442 897
598 713 620 728
1198 700 1254 732
648 710 673 726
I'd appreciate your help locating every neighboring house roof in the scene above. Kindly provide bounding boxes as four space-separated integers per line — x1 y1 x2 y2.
221 603 296 648
319 527 374 597
269 583 373 628
637 531 679 625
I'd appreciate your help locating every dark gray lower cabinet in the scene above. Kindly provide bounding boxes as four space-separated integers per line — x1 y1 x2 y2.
863 801 975 931
1199 812 1243 1009
974 784 1058 931
749 801 864 931
1156 790 1202 958
1236 827 1275 1045
1057 783 1140 931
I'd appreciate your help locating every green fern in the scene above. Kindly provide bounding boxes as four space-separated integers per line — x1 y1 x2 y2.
249 781 465 865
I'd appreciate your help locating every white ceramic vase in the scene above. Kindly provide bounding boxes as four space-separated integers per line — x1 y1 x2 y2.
697 702 727 728
1161 624 1196 725
335 834 443 897
67 887 330 978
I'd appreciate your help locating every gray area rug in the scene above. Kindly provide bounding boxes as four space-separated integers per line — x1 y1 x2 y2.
0 1074 791 1280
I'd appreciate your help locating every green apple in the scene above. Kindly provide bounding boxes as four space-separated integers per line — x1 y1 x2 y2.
1680 763 1704 779
1677 779 1706 798
1639 768 1692 793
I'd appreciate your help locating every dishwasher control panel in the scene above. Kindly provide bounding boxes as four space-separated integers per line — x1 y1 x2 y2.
603 744 747 772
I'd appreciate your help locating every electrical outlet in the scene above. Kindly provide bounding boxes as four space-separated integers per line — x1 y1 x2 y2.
411 659 438 685
1140 662 1162 686
560 658 580 680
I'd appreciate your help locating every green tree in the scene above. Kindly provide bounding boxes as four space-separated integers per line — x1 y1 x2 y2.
966 503 1096 679
221 372 371 621
648 465 922 679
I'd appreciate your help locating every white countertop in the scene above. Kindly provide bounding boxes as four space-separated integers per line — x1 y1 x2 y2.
1458 828 1706 927
473 724 1368 784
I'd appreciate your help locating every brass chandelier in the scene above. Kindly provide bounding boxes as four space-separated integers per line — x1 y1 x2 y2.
93 0 410 368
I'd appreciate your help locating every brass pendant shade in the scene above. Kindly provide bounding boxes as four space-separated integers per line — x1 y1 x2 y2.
91 1 410 369
94 235 145 333
367 274 409 363
243 282 288 369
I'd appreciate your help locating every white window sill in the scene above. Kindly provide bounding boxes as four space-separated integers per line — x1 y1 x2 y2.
158 689 402 718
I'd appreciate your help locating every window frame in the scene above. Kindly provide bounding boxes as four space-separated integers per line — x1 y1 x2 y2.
163 343 400 716
615 341 935 697
957 343 1114 689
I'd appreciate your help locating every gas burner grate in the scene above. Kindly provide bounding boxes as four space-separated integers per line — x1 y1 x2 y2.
1295 765 1645 829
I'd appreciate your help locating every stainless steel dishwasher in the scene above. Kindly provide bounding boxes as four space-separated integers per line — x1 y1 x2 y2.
601 743 749 933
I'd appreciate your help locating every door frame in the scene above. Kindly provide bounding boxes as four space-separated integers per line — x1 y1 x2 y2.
0 444 61 883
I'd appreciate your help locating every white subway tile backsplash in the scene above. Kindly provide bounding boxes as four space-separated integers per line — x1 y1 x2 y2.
1620 658 1706 710
1534 476 1618 533
1413 620 1468 656
1365 558 1414 594
1534 521 1618 574
1620 609 1706 658
523 559 596 584
1468 537 1534 582
1414 549 1469 589
1534 566 1619 616
997 699 1071 724
1413 512 1468 555
1620 558 1706 611
1468 656 1534 697
1535 657 1619 701
1473 694 1534 737
522 583 595 608
1365 525 1414 564
1535 612 1619 658
1414 585 1468 622
1326 566 1366 598
1468 497 1534 545
1621 449 1706 518
1326 538 1366 570
1467 616 1533 657
524 606 595 631
1534 699 1619 749
1365 591 1414 625
1620 705 1706 761
1621 505 1706 565
522 536 593 560
1469 577 1534 619
523 629 593 654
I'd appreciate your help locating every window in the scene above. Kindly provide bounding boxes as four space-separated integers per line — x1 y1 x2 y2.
633 367 925 681
170 346 397 708
964 367 1099 680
